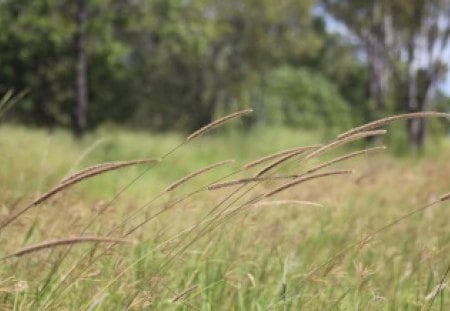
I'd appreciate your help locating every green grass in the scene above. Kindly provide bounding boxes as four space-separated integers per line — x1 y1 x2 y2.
0 124 449 310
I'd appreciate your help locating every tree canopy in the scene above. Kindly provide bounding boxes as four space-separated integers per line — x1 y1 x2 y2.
0 0 449 146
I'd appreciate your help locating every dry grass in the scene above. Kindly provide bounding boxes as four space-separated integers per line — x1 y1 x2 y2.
305 129 387 160
251 200 323 208
0 158 159 231
304 146 386 174
1 236 134 260
165 159 235 192
186 109 253 141
263 169 354 197
255 144 322 176
337 112 450 139
60 158 159 184
0 111 449 310
243 144 322 170
207 175 300 190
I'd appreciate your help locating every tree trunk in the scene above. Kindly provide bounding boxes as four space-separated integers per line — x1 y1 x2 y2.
405 38 425 149
408 117 426 149
367 2 392 119
73 0 88 138
406 66 423 149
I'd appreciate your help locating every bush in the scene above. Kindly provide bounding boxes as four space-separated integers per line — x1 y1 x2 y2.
262 66 351 134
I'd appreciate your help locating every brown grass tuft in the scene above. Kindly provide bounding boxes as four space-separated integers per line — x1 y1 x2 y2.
61 159 159 184
440 192 450 202
255 145 322 177
243 145 322 170
337 112 450 139
264 170 354 197
172 285 199 303
0 158 159 231
1 236 134 260
186 109 253 141
165 160 235 192
251 200 323 208
305 130 387 160
35 158 159 206
207 175 299 190
305 146 386 175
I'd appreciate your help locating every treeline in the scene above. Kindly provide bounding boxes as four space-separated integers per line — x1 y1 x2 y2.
0 0 449 147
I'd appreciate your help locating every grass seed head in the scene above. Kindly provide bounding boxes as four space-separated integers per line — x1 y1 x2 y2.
186 109 253 141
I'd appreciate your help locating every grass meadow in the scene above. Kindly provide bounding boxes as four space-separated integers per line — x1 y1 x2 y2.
0 114 450 310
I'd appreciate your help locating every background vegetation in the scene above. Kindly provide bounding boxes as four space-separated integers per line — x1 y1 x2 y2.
1 0 449 147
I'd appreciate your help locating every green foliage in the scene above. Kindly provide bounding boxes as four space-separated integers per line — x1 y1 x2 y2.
0 0 448 142
317 34 372 123
0 0 330 132
0 0 134 127
263 66 351 133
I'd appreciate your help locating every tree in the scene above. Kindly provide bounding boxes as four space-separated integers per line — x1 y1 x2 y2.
0 0 73 127
322 0 394 118
0 0 136 132
127 0 322 131
390 0 450 148
323 0 450 148
73 0 88 137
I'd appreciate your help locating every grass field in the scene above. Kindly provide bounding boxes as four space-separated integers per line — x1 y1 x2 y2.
0 120 449 310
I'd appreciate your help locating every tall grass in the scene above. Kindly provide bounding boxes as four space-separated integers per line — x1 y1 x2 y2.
0 111 449 310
